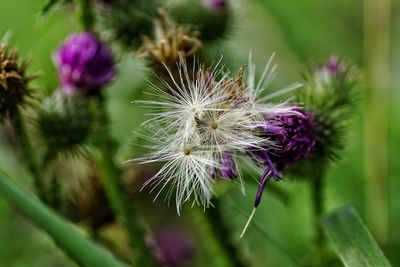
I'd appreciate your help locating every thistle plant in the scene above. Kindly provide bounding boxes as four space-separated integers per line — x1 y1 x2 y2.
133 54 301 214
0 1 375 267
242 57 359 241
0 42 46 199
296 57 359 248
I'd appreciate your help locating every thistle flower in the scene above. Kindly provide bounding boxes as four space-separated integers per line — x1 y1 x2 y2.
54 32 116 96
0 44 35 121
203 0 227 11
264 110 317 171
249 109 317 208
297 56 359 172
137 9 202 84
133 54 300 213
247 57 357 208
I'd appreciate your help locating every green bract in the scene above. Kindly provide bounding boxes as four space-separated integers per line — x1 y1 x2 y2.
36 92 97 158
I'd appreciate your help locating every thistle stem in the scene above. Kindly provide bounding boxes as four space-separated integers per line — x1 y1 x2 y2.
96 95 158 267
311 175 325 247
76 0 95 31
11 111 46 202
206 199 247 267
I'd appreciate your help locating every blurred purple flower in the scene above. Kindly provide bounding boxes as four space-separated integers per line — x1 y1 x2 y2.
323 56 340 75
150 226 194 267
203 0 227 11
54 32 116 95
219 152 237 180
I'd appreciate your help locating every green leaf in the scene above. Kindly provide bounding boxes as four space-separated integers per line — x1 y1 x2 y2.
0 169 128 267
321 204 392 267
41 0 60 15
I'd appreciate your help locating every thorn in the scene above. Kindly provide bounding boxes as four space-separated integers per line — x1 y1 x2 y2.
240 207 256 238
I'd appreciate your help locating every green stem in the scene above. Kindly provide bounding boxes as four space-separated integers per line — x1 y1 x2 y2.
301 175 334 266
11 111 46 202
363 0 391 245
206 200 247 267
311 175 325 247
96 94 158 267
76 0 95 31
41 151 63 210
0 169 128 267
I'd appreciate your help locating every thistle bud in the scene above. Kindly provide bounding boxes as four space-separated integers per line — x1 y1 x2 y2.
168 0 232 43
299 57 358 164
0 45 34 121
98 0 157 49
203 0 227 11
36 92 96 157
54 32 116 96
292 57 359 178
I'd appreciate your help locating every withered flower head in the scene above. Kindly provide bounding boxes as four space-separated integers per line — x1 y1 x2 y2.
0 44 35 121
137 9 202 82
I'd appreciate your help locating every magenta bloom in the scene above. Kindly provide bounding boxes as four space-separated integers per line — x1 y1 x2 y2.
203 0 227 11
323 56 340 75
250 109 317 207
55 32 116 95
267 110 317 171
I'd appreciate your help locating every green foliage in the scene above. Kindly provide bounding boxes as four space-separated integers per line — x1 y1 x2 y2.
322 205 392 267
41 0 72 16
0 169 129 267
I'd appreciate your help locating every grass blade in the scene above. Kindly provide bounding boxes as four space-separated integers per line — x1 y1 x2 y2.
0 169 128 267
321 204 391 267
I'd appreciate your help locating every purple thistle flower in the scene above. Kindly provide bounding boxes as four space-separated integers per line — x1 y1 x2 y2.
149 226 195 267
203 0 227 11
54 32 116 95
250 108 316 207
267 109 317 171
323 56 340 75
219 152 237 180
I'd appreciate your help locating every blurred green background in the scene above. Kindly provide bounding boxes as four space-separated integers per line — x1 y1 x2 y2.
0 0 399 266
